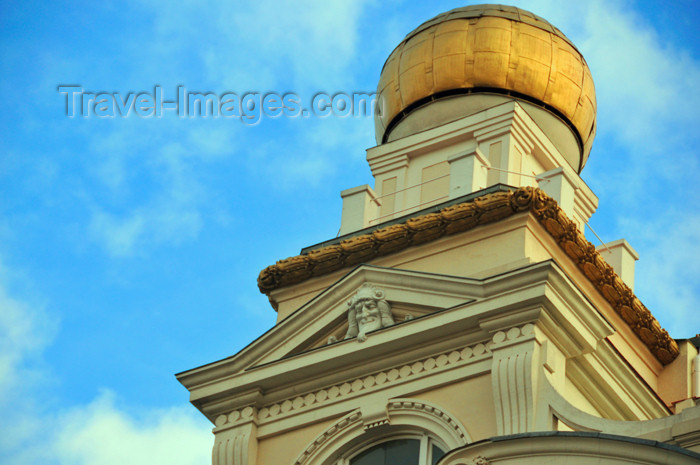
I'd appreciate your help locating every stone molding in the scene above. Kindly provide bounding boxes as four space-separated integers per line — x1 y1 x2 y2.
257 189 522 294
439 432 700 465
293 399 469 465
294 411 362 465
490 324 536 350
214 340 492 431
387 399 469 444
214 405 257 433
257 187 677 365
468 458 490 465
541 374 700 450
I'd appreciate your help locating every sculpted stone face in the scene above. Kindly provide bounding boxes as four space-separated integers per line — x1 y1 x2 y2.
356 298 382 335
344 284 394 342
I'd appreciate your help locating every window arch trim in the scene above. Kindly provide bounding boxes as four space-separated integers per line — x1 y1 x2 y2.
293 398 470 465
341 433 444 465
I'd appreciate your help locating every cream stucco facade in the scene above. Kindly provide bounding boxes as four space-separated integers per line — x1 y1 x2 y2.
178 5 700 465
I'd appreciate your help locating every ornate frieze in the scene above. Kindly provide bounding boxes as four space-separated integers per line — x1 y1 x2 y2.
257 187 678 365
214 341 492 431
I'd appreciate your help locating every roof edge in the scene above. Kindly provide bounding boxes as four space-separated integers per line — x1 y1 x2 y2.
257 187 679 366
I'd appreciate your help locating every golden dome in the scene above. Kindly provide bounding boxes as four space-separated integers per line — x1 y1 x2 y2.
375 4 597 171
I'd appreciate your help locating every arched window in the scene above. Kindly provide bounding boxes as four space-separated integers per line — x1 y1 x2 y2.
339 435 446 465
294 401 468 465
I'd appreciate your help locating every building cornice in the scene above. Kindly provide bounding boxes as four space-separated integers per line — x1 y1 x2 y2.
257 187 678 365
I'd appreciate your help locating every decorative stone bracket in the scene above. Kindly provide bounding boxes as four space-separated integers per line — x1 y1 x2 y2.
212 406 258 465
212 422 258 465
361 401 389 430
489 323 561 435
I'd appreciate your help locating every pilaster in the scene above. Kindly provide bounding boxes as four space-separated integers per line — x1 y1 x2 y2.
489 324 540 435
212 407 259 465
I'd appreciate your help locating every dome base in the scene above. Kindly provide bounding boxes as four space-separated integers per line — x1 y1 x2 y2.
383 93 583 172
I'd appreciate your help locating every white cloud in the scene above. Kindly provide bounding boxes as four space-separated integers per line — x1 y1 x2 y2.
0 286 53 396
6 393 212 465
50 392 211 465
0 266 57 456
0 261 212 465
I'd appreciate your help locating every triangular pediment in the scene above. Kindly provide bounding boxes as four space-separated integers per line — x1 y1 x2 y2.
177 260 632 422
237 265 483 371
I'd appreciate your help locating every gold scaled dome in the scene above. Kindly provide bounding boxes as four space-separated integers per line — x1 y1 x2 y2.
375 4 597 172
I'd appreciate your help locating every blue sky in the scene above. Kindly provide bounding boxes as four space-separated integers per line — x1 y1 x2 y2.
1 1 698 464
